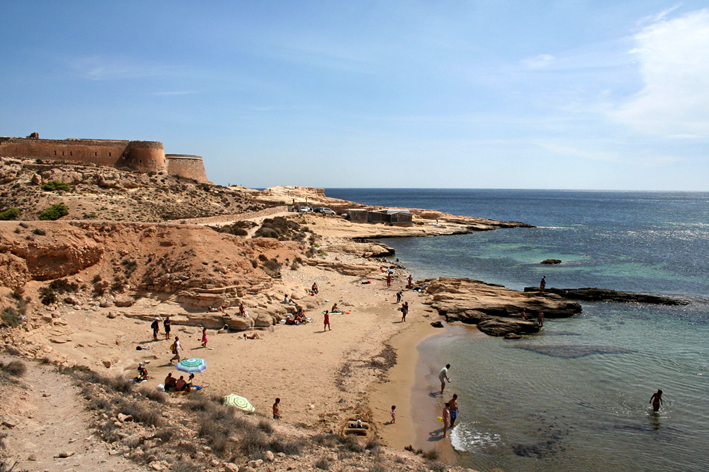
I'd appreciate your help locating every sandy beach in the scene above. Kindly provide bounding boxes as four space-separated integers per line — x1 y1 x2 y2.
8 238 454 451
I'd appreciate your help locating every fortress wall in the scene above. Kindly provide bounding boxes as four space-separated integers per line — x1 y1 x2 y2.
166 154 208 183
0 138 167 173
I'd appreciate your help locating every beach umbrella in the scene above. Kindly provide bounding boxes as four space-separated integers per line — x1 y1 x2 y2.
175 358 207 374
223 394 255 413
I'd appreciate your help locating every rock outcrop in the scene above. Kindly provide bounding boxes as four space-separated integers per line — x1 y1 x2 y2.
523 287 689 305
422 277 582 336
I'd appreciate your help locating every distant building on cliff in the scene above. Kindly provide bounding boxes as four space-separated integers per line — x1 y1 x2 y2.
0 133 208 183
346 208 412 226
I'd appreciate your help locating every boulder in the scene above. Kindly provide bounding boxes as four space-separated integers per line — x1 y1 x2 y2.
541 259 561 264
423 277 581 336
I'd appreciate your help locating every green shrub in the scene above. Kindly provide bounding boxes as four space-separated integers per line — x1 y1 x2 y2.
39 203 68 220
41 180 71 192
0 208 20 220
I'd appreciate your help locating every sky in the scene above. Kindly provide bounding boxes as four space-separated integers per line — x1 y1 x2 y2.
1 1 708 190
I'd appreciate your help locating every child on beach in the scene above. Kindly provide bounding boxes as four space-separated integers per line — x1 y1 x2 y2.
273 398 281 419
323 310 331 331
201 327 208 348
442 401 451 438
390 405 396 424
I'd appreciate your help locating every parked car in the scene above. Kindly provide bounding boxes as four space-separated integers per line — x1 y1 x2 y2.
298 206 312 213
319 207 336 215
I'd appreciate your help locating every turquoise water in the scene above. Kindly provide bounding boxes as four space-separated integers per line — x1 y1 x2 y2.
327 189 709 471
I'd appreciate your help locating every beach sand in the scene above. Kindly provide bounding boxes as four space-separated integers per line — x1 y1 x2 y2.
30 255 442 443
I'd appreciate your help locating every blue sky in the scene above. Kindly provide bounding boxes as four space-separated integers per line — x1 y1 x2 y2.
1 1 708 190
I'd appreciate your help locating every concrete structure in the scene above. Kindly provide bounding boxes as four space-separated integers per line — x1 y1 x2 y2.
346 208 412 226
0 134 209 183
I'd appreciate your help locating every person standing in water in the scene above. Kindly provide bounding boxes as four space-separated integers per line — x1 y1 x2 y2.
442 401 451 438
448 393 459 427
650 389 664 412
439 364 451 394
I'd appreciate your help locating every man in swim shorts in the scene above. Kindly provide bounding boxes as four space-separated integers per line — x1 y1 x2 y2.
448 393 459 427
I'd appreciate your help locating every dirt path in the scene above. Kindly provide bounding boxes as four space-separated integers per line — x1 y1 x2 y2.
1 354 146 472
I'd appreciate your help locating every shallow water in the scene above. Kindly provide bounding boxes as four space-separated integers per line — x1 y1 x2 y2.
327 189 709 471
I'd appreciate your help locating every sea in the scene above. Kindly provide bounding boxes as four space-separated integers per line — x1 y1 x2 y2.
325 189 709 472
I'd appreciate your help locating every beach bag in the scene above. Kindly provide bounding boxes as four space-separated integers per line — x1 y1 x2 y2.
170 342 176 353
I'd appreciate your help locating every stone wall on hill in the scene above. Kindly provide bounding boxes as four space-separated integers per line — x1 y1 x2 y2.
0 136 210 183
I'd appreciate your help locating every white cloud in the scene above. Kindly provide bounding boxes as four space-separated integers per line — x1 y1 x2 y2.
65 55 182 81
612 9 709 137
522 54 555 69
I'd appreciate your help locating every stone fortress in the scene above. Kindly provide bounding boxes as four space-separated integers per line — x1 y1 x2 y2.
0 132 209 183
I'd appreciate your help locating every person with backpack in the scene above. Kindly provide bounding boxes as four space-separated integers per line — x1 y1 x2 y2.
170 336 182 364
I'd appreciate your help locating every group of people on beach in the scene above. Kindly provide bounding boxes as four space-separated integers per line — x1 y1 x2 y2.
437 364 458 438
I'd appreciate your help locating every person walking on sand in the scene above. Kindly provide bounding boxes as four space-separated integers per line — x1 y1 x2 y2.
151 317 160 340
402 302 409 322
273 398 281 419
386 273 392 288
164 316 172 340
442 401 451 438
650 389 664 412
439 364 451 394
448 394 459 427
170 336 181 364
540 275 547 293
390 405 396 424
201 327 208 348
323 310 331 331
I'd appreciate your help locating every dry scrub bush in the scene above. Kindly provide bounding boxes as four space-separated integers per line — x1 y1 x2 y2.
0 360 26 377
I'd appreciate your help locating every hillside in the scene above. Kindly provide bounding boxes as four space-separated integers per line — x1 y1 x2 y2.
0 156 269 222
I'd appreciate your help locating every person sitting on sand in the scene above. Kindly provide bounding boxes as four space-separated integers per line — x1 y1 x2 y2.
283 295 292 304
187 373 205 391
650 389 663 412
331 303 341 313
311 282 319 295
136 363 148 382
175 375 187 392
164 373 177 391
243 332 261 339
